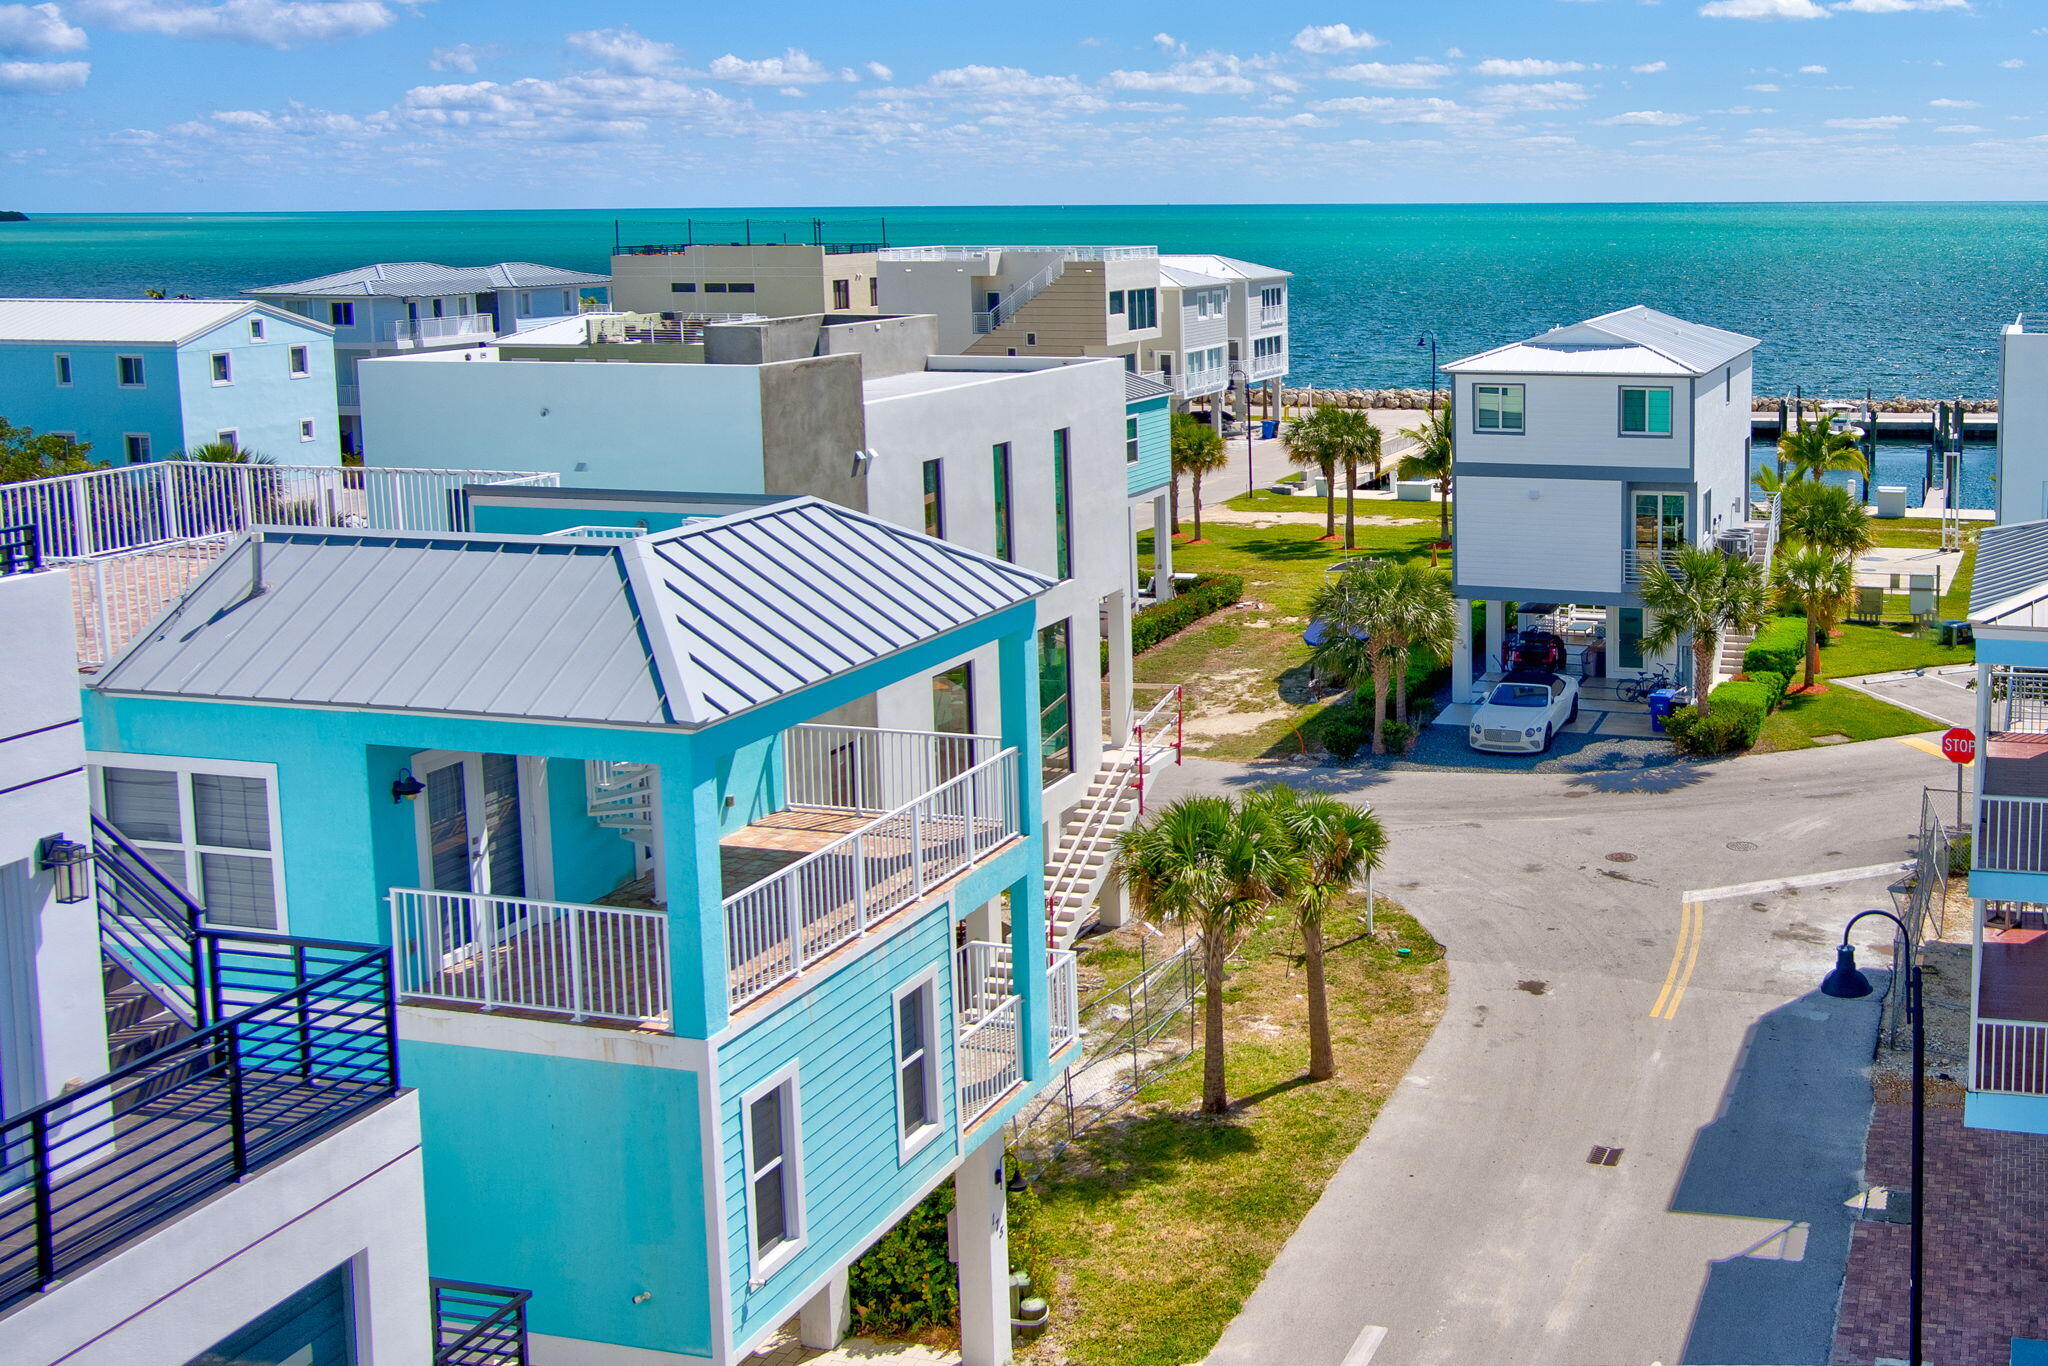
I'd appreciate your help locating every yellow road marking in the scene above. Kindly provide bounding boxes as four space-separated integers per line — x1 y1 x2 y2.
1665 901 1706 1020
1650 901 1701 1020
1897 735 1973 766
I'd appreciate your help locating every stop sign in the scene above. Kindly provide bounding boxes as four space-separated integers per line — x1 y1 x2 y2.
1942 727 1977 764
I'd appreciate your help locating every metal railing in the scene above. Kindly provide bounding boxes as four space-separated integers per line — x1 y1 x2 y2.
616 218 887 255
544 524 645 540
1990 666 2048 735
1 523 40 575
336 383 361 408
958 940 1014 1024
388 314 498 347
1621 546 1684 585
1258 303 1287 326
1974 1020 2048 1096
878 244 1153 263
1247 351 1288 381
957 994 1022 1128
724 749 1021 1010
1975 796 2048 874
1761 489 1783 569
388 889 671 1025
784 724 1001 815
432 1279 533 1366
1044 685 1183 948
972 260 1065 335
1048 949 1080 1055
70 534 235 667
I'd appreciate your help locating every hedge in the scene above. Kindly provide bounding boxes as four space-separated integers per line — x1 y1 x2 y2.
1129 574 1246 657
1742 616 1808 680
1663 671 1787 755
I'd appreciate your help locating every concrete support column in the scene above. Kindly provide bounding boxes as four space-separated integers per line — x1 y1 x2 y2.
965 896 1003 946
798 1267 851 1350
1125 502 1141 602
1451 598 1474 704
1096 873 1131 929
1483 600 1505 676
955 1130 1012 1366
1151 494 1175 601
1106 590 1134 749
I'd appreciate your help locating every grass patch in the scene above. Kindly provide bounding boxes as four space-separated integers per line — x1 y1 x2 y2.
1755 685 1935 752
1221 487 1448 522
1819 622 1974 678
1031 899 1445 1366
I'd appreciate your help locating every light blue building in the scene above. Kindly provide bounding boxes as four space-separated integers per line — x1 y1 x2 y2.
0 298 339 464
1125 368 1174 597
80 490 1079 1366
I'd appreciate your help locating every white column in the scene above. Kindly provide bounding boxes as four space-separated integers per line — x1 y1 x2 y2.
1106 590 1134 749
965 897 1003 946
1451 598 1474 704
955 1130 1013 1366
1097 873 1131 929
1124 502 1141 602
1483 600 1505 676
1151 494 1176 601
798 1267 851 1350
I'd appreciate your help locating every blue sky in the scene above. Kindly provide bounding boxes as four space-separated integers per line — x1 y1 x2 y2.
0 0 2041 209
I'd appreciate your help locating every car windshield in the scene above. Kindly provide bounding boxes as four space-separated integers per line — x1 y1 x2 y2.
1488 683 1551 708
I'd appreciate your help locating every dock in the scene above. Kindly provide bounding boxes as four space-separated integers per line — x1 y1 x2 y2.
1751 411 1997 440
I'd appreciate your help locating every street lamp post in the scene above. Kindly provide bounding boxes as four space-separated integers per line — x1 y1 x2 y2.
1231 366 1254 498
1416 332 1439 411
1820 909 1924 1366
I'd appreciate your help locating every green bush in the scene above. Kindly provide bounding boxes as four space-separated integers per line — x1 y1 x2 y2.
1664 684 1767 755
1742 616 1808 680
1130 574 1246 657
1322 707 1368 760
1948 832 1972 878
1718 671 1787 717
847 1170 1052 1338
1381 719 1416 754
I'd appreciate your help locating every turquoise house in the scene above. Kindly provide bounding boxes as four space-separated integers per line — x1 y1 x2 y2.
1125 369 1175 597
0 298 339 464
80 492 1081 1366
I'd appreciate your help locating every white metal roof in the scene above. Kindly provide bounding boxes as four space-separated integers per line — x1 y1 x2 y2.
0 298 327 345
246 261 610 298
93 497 1050 729
1159 262 1230 289
1444 306 1758 379
1159 253 1292 283
1125 371 1173 402
1971 519 2048 628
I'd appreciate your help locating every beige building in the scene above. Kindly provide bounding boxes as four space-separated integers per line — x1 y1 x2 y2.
609 219 887 318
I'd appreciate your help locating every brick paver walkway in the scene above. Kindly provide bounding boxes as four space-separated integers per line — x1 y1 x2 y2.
1831 1096 2048 1366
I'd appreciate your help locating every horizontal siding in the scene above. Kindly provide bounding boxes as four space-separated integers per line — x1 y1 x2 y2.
1456 475 1626 597
1454 373 1693 472
970 263 1108 354
1126 397 1172 497
718 904 962 1345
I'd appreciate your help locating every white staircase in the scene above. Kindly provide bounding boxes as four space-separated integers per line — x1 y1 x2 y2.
587 760 656 839
1713 504 1780 687
1046 686 1183 951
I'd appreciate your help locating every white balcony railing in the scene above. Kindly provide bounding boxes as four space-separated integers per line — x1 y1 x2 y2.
336 383 361 408
1258 304 1287 326
1248 351 1288 380
545 524 645 540
724 749 1021 1010
1977 796 2048 874
1171 367 1229 398
388 887 671 1024
785 724 1002 815
1621 547 1683 586
1049 948 1080 1055
387 314 499 348
1975 1019 2048 1096
958 940 1013 1022
957 994 1022 1127
878 244 1154 263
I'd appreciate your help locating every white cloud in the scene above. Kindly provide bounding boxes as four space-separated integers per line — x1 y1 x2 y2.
1310 94 1480 125
1151 32 1179 51
1631 60 1668 73
72 0 409 48
1595 109 1696 125
0 55 86 89
865 60 891 81
1929 97 1979 107
1747 83 1781 91
1473 81 1589 110
566 28 677 76
2002 58 2025 69
1699 0 1828 18
1326 61 1452 88
1799 63 1829 73
1935 123 1985 132
882 64 1089 100
1824 113 1910 128
707 48 847 86
0 4 86 55
1291 23 1380 54
1208 111 1324 130
1471 57 1592 77
428 42 499 73
1831 0 1969 11
1106 61 1256 95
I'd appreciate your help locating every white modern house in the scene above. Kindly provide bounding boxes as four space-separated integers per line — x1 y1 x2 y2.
1444 307 1769 703
1998 314 2048 525
1156 253 1290 419
246 261 610 456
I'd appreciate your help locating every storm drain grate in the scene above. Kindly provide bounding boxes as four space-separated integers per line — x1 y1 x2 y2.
1587 1146 1624 1166
1604 853 1637 863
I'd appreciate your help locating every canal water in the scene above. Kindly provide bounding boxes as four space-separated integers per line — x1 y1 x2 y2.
1748 437 1993 512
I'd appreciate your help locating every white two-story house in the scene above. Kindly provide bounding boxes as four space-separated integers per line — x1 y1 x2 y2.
1444 307 1763 700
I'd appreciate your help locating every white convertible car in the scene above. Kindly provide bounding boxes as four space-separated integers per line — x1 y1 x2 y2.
1467 669 1580 754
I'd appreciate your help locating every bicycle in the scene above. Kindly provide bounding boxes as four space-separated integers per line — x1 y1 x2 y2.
1619 667 1675 703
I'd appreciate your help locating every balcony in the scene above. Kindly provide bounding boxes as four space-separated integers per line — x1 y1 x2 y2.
954 943 1078 1127
387 315 498 349
1974 903 2048 1096
336 382 361 408
1258 303 1287 327
432 1280 533 1366
1247 350 1288 381
1171 367 1229 398
1620 546 1683 586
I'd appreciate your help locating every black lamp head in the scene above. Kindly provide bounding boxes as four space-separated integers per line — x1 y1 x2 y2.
1820 943 1874 1000
392 769 426 804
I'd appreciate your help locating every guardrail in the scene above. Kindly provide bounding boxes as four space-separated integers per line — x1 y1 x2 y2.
388 888 670 1025
784 724 1001 816
1048 948 1079 1055
1258 304 1287 326
1171 368 1229 397
972 259 1064 335
1976 795 2048 874
957 994 1021 1128
388 314 498 347
432 1279 533 1366
0 523 40 575
1975 1019 2048 1095
1248 353 1288 380
336 383 361 408
724 749 1020 1010
1621 547 1683 585
879 244 1154 263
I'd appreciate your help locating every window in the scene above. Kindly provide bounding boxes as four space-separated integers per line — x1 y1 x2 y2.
1126 415 1140 465
893 974 942 1159
248 318 265 341
117 354 145 387
705 282 728 294
991 443 1013 561
300 419 316 442
922 459 944 538
1025 332 1036 347
1052 428 1072 580
1473 383 1525 433
519 291 534 312
1039 619 1073 782
743 1070 804 1276
1254 335 1284 361
216 429 238 448
430 298 445 319
123 434 151 463
1632 491 1688 555
1158 353 1173 378
832 278 852 310
561 290 573 309
1260 285 1284 309
1108 289 1125 316
1620 386 1673 437
210 352 233 385
1193 291 1208 319
53 353 71 386
868 277 878 307
185 1263 354 1366
95 759 285 930
670 282 698 293
328 302 355 327
933 663 974 736
1125 288 1158 329
288 344 310 377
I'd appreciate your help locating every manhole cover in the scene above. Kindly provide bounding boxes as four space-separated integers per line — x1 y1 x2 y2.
1604 852 1637 863
1727 840 1760 852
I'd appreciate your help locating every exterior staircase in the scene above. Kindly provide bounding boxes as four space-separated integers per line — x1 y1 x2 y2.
1046 686 1183 951
102 956 189 1070
587 760 656 840
1712 498 1781 688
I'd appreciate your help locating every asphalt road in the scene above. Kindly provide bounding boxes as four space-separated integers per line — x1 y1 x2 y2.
1163 735 1952 1366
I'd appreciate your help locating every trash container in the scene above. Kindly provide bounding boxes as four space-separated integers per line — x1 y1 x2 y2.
1260 419 1279 439
1937 619 1975 647
1647 687 1679 733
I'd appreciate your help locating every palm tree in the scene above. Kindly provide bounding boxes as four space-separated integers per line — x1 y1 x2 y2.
1251 787 1386 1081
1171 412 1229 544
1778 413 1868 487
1114 795 1301 1114
1387 562 1460 726
1638 546 1770 716
1334 412 1384 551
1774 547 1856 690
1307 562 1404 753
1281 406 1344 541
179 440 271 465
1397 404 1454 547
1778 480 1872 559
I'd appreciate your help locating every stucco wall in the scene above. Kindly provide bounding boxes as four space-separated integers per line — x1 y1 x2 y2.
0 341 183 462
173 313 340 460
2001 326 2048 524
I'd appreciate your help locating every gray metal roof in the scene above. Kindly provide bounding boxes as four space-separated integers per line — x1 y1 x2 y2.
1445 305 1758 378
246 261 609 299
1971 519 2048 626
0 298 330 345
93 498 1051 729
1125 371 1172 402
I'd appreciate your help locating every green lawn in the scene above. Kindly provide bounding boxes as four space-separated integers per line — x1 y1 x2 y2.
1819 622 1974 678
1756 684 1937 752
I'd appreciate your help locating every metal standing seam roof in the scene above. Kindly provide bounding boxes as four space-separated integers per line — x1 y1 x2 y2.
1125 371 1173 402
246 261 610 298
1444 305 1759 378
1970 519 2048 626
92 497 1052 729
1158 263 1231 289
1158 253 1293 282
0 298 331 345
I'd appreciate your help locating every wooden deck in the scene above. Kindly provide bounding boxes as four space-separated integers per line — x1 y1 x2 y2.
1980 926 2048 1025
1984 734 2048 800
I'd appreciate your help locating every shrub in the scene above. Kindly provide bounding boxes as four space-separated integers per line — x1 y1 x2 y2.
1665 679 1769 755
1742 616 1808 680
1716 671 1787 717
1322 707 1368 760
1117 574 1247 664
1948 832 1972 878
848 1170 1051 1338
1382 719 1416 754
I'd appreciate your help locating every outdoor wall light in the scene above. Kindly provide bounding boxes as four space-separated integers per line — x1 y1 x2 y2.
37 835 93 904
392 769 426 804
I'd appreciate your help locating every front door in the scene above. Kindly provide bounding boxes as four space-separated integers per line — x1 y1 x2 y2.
415 751 527 898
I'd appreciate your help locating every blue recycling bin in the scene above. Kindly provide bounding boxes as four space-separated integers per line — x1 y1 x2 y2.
1647 688 1679 733
1260 419 1279 439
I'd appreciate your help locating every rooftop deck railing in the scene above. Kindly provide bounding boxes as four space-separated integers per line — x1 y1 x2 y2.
615 217 888 256
431 1280 534 1366
0 523 40 576
388 314 498 347
877 245 1155 263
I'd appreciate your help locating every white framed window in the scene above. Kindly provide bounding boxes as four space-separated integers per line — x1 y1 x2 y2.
519 291 534 312
1194 291 1209 319
742 1066 805 1283
893 970 943 1161
288 344 310 377
248 317 266 341
47 430 76 444
53 353 71 387
1474 383 1525 434
211 352 233 385
122 433 151 463
216 429 238 448
329 302 355 327
561 290 573 309
299 419 316 442
1126 415 1140 464
117 354 145 388
90 755 287 931
1619 386 1673 437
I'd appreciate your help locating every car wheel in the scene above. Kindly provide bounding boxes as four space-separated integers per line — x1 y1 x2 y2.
1542 724 1555 753
1568 699 1580 723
